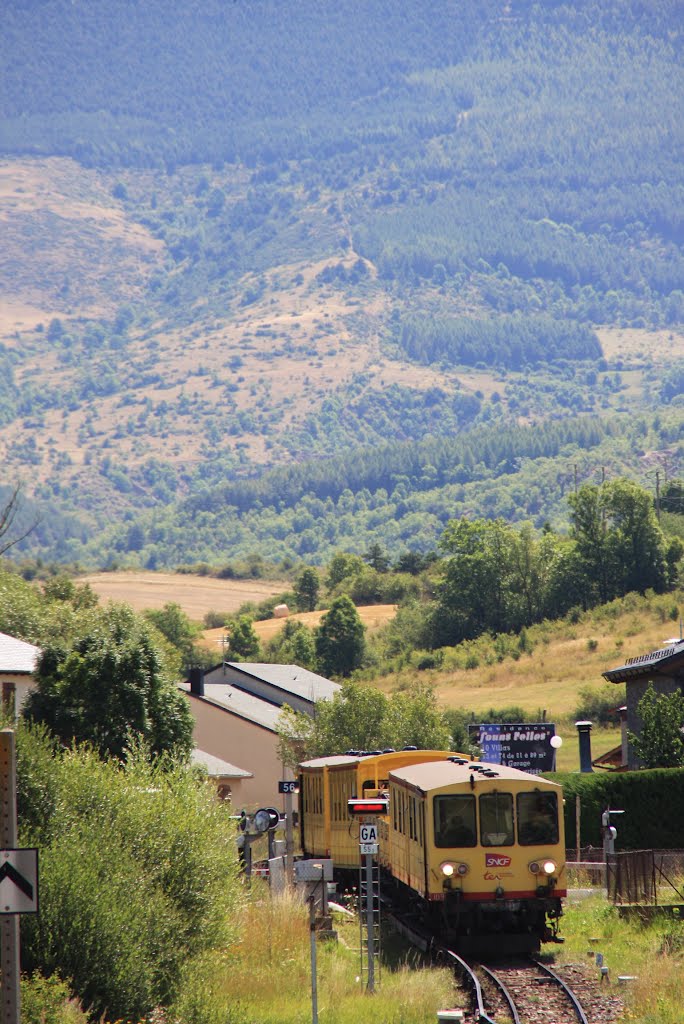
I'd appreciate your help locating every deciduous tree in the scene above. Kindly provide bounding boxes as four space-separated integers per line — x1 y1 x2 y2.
227 615 260 660
631 684 684 768
23 604 193 761
569 480 670 602
276 680 451 766
294 566 320 612
315 595 365 677
144 601 200 669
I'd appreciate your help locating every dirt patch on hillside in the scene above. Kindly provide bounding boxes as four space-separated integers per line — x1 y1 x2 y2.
0 157 164 327
78 572 285 619
597 326 682 366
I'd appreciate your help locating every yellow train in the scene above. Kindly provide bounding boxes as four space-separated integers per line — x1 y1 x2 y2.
299 750 566 953
299 748 456 869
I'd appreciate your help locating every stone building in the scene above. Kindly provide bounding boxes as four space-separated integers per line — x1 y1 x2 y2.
603 640 684 768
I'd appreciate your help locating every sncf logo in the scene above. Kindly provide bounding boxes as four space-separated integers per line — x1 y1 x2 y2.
485 854 511 868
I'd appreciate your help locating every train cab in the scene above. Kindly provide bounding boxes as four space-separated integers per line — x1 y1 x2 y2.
388 759 566 951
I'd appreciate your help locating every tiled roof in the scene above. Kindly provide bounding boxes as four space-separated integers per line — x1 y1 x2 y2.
191 749 252 778
226 662 340 703
603 640 684 682
0 632 40 674
180 681 283 731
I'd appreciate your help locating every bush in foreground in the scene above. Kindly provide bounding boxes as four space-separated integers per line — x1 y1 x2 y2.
17 725 244 1022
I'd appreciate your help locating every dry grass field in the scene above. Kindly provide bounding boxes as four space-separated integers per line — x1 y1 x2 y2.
202 602 398 648
375 594 684 720
77 571 285 618
78 570 398 635
596 325 681 367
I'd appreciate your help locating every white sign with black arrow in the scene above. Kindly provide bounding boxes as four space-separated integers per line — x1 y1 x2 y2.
0 849 39 915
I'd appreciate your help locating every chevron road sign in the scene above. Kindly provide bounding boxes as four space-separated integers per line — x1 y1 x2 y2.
0 849 39 914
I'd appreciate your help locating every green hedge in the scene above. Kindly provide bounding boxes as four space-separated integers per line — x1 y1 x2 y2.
547 769 684 852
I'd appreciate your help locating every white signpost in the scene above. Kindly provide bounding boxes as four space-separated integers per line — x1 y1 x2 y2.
0 849 39 914
0 729 35 1024
359 823 378 855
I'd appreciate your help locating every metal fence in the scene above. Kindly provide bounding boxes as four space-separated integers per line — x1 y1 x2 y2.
606 850 684 905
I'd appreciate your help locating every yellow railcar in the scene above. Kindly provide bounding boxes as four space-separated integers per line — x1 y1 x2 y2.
299 749 461 869
387 758 566 953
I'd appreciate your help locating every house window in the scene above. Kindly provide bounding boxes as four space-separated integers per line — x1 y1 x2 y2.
1 682 16 713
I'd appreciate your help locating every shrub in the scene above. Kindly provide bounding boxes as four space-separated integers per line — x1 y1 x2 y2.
555 768 684 849
478 705 530 723
574 684 626 726
415 652 442 671
21 973 87 1024
203 610 229 629
18 728 244 1022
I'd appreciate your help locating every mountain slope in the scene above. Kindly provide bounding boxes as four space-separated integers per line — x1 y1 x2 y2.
0 2 682 566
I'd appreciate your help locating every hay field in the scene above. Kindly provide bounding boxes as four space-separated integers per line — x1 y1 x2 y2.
202 602 397 649
78 571 285 618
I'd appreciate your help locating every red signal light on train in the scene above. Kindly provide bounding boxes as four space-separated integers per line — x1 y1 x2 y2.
347 798 389 816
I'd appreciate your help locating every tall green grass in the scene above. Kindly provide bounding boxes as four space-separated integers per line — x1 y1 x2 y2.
172 888 456 1024
559 894 684 1024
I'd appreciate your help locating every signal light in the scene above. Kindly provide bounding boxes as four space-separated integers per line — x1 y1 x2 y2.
347 797 389 816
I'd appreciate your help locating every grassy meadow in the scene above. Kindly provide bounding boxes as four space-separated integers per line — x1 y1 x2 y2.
173 880 683 1024
557 893 684 1024
373 588 684 773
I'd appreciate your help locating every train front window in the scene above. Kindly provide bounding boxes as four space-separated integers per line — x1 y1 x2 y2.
433 795 476 848
517 792 559 845
479 793 514 846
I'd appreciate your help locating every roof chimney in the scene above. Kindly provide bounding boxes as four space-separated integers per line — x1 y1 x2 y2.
189 667 205 697
575 720 593 773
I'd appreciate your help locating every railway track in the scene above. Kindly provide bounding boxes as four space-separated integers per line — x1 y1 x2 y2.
450 953 590 1024
387 909 621 1024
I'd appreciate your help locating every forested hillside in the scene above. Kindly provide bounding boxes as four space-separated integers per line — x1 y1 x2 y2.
0 1 682 568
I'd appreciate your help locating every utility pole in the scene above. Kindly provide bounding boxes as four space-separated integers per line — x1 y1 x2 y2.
309 880 320 1024
656 470 661 521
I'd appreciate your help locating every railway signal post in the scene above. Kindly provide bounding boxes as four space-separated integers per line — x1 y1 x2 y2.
348 796 388 993
278 778 299 884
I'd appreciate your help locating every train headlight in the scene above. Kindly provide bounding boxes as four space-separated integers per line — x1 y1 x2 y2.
457 863 469 876
542 860 557 876
441 862 455 877
529 861 541 874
